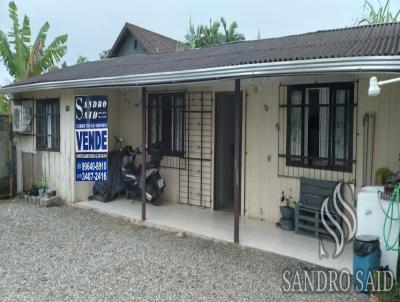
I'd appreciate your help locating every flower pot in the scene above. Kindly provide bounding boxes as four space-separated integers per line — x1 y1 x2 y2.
280 206 294 220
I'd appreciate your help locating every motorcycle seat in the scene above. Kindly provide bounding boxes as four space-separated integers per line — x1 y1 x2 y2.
125 173 137 180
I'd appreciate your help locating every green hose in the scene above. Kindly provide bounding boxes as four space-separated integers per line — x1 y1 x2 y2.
382 183 400 280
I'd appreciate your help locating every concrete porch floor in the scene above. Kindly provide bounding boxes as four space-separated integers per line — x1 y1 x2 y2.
76 199 353 273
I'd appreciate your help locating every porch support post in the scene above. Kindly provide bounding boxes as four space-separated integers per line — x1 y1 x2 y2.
234 79 241 243
141 87 147 221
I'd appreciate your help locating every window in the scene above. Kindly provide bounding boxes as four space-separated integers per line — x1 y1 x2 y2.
36 99 60 151
148 93 184 156
286 83 354 172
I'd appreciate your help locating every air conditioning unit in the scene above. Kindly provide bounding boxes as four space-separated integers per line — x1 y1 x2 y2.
12 105 21 132
12 102 33 133
21 103 33 132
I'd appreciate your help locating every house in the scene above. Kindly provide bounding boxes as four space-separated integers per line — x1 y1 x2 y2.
3 22 400 270
108 22 182 57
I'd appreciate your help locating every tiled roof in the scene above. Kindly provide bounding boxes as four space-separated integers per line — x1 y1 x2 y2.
109 22 181 56
8 22 400 87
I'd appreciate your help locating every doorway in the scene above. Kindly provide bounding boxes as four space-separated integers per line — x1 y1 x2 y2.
214 92 242 211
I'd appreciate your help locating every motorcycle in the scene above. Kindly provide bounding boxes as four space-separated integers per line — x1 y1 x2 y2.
116 137 166 205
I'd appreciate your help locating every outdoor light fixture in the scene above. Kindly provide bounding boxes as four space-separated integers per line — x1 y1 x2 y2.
368 76 400 97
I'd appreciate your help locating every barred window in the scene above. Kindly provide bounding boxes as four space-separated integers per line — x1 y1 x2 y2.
36 99 60 151
148 93 184 156
287 83 354 172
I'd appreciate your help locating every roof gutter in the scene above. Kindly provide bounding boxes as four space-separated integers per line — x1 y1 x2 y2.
2 56 400 94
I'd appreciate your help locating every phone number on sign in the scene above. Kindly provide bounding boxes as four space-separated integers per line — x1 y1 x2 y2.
80 161 107 171
78 172 107 181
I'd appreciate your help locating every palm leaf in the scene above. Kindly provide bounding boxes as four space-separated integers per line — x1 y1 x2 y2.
393 9 400 20
358 0 400 24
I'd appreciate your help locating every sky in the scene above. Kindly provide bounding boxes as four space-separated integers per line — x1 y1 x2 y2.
1 0 399 85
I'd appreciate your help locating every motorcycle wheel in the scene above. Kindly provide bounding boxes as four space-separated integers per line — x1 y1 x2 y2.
146 181 160 206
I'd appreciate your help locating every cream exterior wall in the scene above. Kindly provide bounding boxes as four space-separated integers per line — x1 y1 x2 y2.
13 74 400 224
243 76 400 223
13 89 76 202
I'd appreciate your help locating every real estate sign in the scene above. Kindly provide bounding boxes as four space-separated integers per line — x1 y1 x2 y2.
75 96 108 181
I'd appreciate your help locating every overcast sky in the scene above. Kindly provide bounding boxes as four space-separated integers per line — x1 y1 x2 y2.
1 0 399 85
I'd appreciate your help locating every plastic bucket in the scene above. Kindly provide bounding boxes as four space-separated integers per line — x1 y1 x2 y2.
353 235 381 293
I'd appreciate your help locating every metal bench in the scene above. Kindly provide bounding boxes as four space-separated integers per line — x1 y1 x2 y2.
294 177 343 239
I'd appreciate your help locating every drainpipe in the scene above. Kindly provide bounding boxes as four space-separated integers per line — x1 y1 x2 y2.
8 101 13 198
141 87 147 221
234 79 241 243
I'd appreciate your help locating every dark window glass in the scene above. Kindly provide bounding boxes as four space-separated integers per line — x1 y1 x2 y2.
36 99 60 151
148 93 184 156
286 84 354 172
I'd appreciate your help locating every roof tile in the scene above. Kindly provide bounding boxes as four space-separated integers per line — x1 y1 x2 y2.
9 22 400 87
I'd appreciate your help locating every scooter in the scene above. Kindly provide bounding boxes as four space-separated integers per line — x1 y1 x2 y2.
116 137 166 205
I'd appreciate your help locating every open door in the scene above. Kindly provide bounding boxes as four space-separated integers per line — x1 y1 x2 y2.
214 92 242 211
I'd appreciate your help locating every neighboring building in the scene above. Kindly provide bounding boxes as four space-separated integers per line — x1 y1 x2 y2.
108 22 182 57
3 22 400 237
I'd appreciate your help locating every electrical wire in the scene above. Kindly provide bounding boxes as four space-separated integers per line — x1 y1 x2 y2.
382 184 400 251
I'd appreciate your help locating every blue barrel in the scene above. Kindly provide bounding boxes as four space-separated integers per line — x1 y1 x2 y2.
353 235 381 293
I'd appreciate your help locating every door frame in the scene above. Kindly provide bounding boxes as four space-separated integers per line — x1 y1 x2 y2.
213 91 243 211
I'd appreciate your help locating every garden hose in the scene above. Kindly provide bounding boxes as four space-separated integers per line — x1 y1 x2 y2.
382 183 400 280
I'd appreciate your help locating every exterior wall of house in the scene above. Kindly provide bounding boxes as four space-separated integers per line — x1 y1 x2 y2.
356 77 400 185
114 35 146 57
243 75 400 223
13 88 124 202
13 89 76 202
12 74 400 224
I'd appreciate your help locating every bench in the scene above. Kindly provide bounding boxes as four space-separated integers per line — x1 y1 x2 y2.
294 177 343 239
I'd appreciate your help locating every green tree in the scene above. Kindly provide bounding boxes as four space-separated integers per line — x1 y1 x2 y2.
99 49 110 59
220 18 245 43
76 55 87 64
0 95 8 113
201 19 221 46
185 17 204 48
184 17 245 48
358 0 400 25
0 1 68 81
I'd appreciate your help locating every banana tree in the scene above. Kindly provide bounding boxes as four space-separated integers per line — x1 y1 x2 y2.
358 0 400 25
0 1 68 81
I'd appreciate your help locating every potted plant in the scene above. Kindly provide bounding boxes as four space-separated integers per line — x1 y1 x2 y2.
375 167 394 186
280 191 295 220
